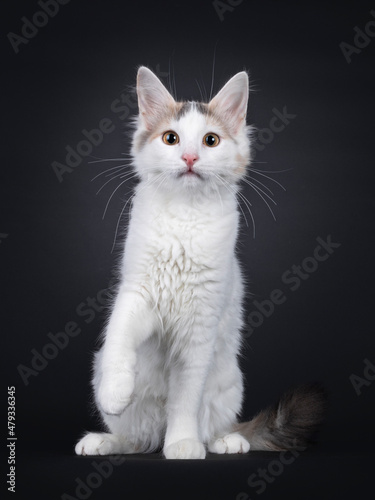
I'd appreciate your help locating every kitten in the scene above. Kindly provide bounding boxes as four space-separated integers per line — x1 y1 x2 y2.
75 67 325 459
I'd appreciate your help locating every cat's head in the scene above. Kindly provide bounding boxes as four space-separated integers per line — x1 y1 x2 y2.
132 66 251 193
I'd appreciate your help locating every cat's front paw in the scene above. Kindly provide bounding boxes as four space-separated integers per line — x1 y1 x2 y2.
208 432 250 454
164 439 206 459
75 432 122 456
98 371 134 416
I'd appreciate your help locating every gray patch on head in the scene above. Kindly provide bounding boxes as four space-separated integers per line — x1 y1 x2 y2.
176 101 211 119
176 101 193 119
194 102 210 115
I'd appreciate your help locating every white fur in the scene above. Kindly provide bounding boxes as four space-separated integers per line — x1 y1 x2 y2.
208 433 251 454
76 67 252 459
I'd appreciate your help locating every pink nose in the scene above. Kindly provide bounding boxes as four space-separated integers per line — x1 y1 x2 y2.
182 153 199 169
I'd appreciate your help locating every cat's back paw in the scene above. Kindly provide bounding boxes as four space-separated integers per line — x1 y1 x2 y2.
208 432 250 454
75 432 126 456
164 438 206 459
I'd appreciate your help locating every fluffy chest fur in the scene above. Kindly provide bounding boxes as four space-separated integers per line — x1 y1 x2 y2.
121 186 239 334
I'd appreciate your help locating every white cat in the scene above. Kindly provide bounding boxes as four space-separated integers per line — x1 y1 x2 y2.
75 67 325 459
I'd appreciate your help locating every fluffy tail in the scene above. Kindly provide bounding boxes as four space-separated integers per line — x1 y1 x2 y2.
234 384 327 451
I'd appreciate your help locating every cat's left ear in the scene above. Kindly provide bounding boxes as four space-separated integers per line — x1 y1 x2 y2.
136 66 175 130
208 71 249 134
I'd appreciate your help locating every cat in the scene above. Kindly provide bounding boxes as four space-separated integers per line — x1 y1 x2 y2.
75 67 326 459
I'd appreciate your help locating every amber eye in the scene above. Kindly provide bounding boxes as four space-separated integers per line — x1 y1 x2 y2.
162 131 179 145
203 133 220 147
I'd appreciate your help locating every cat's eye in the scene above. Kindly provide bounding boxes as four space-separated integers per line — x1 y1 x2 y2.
203 133 220 147
162 131 179 145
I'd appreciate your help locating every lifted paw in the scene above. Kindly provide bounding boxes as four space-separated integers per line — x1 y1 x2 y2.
98 371 134 416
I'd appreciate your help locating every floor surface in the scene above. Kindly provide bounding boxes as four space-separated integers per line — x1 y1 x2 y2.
13 445 375 500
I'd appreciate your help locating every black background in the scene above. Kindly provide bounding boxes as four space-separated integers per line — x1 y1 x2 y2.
2 0 375 498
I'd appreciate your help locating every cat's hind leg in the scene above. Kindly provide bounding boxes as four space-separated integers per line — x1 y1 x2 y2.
75 432 134 456
208 432 250 454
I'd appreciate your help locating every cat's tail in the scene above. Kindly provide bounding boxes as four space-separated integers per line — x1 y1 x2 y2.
234 383 327 451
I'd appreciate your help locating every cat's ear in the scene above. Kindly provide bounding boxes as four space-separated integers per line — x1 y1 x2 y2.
136 66 175 130
208 71 249 134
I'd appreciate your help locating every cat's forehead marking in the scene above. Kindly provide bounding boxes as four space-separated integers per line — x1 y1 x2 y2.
176 101 209 119
175 101 234 140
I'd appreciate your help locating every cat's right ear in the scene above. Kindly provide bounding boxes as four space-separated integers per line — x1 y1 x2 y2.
136 67 175 130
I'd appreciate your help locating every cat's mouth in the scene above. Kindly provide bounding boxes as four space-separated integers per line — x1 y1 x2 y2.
179 169 202 179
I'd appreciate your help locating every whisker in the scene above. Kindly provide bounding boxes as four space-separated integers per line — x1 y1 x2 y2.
110 191 132 254
237 189 256 237
105 167 132 178
234 185 256 236
102 178 132 220
246 180 277 206
96 171 128 195
99 166 158 203
96 170 138 195
243 175 274 196
235 188 253 211
195 79 205 102
168 55 173 97
248 168 287 191
91 164 130 182
247 182 276 221
209 40 219 101
88 156 132 164
251 167 292 174
199 73 208 103
118 171 141 181
171 61 177 99
213 173 250 230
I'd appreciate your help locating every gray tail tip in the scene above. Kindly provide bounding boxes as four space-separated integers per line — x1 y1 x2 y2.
271 382 329 449
236 382 329 451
